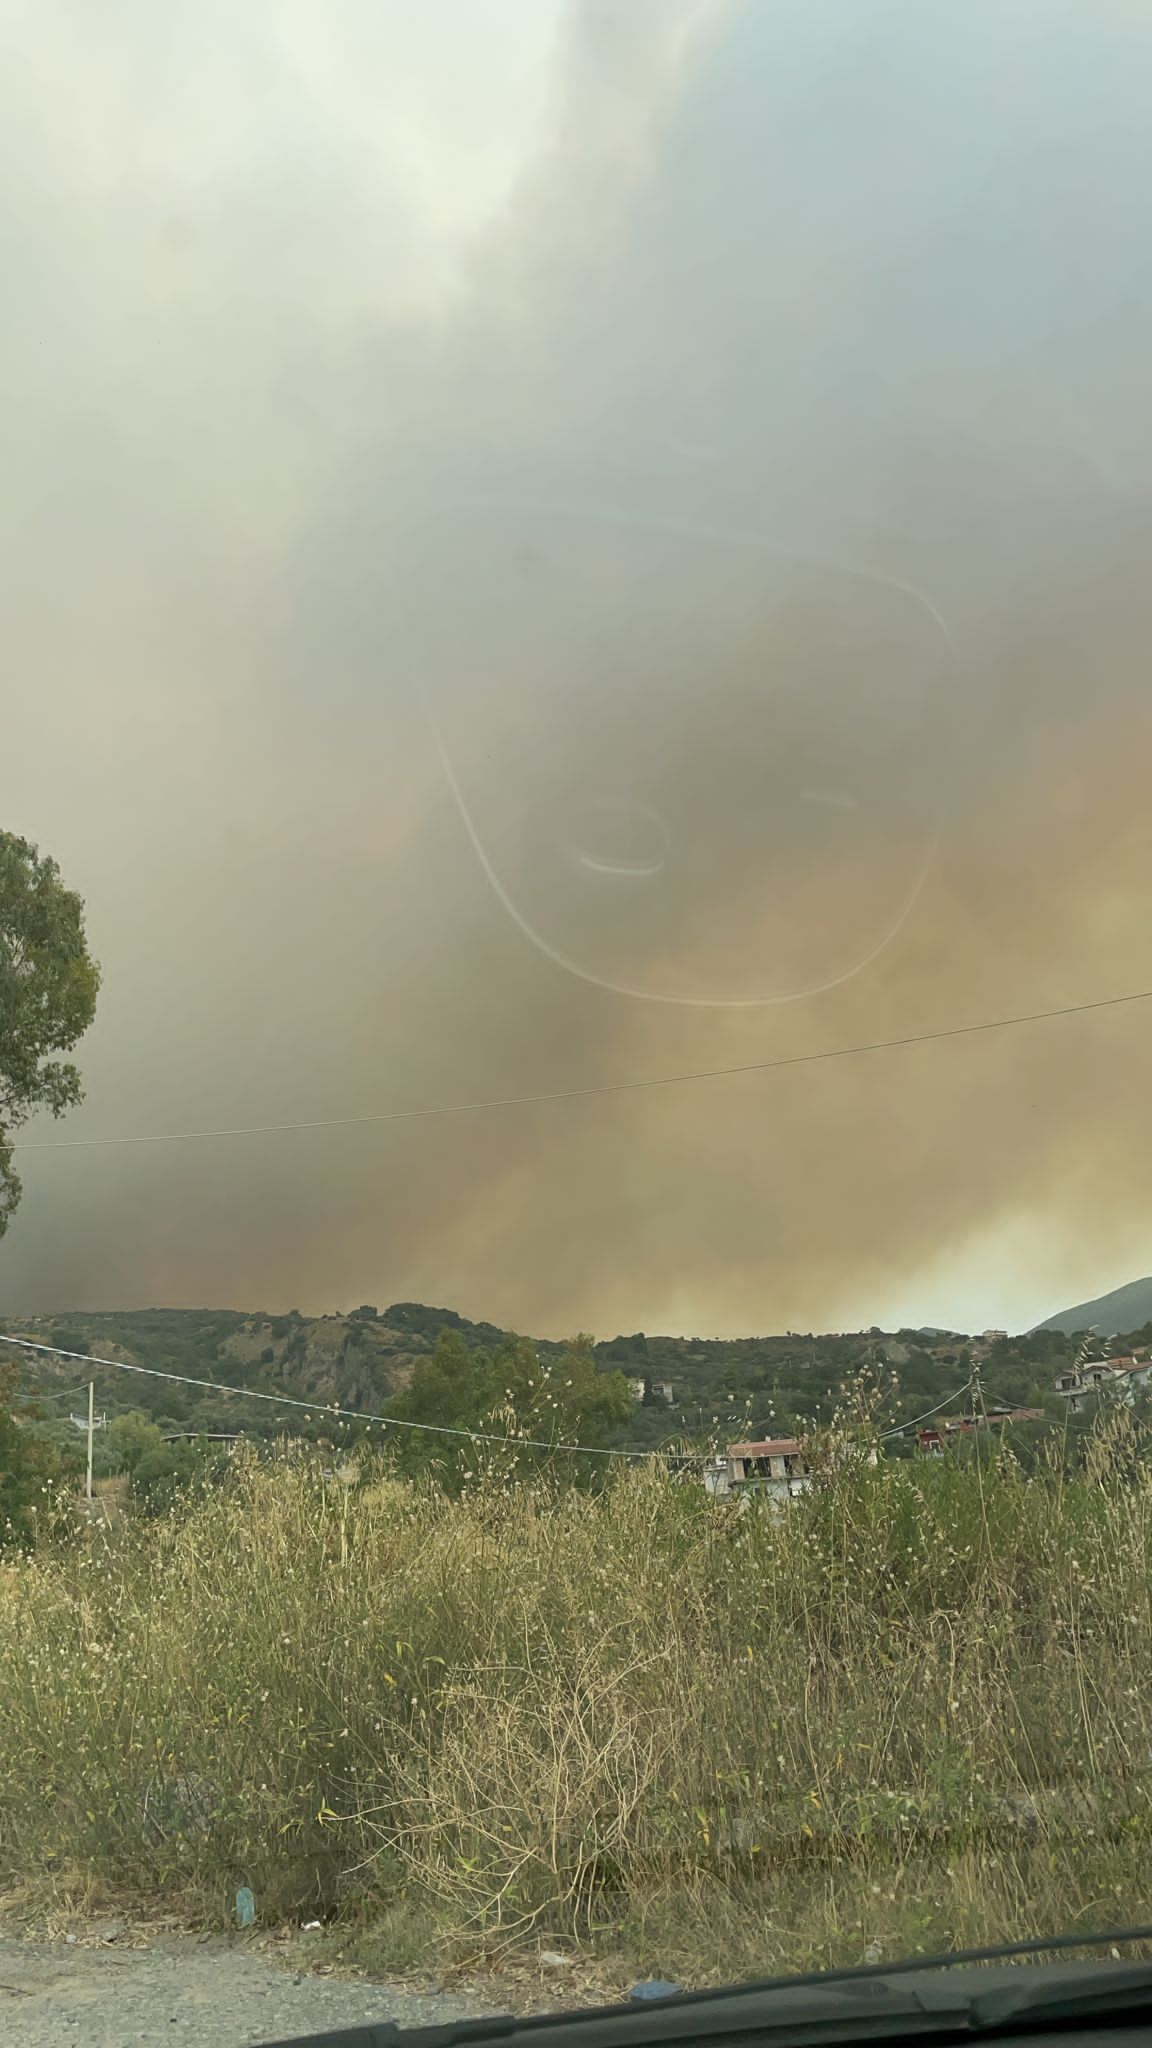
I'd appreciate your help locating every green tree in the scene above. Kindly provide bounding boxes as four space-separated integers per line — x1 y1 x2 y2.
130 1438 207 1513
391 1330 634 1484
105 1409 168 1472
0 1365 63 1547
488 1334 634 1447
105 1409 223 1511
0 832 100 1235
399 1331 490 1437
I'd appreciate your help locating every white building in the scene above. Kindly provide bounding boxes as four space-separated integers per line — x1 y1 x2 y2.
711 1437 813 1504
1054 1355 1152 1413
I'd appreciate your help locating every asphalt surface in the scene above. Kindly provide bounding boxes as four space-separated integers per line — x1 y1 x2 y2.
0 1930 507 2048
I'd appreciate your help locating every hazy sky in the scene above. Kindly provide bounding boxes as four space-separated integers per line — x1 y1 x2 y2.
5 0 1152 1338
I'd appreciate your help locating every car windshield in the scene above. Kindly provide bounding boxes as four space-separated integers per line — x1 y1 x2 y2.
3 4 1152 2042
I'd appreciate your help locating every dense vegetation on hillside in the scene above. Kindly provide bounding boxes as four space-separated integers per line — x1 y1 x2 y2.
5 1298 1141 1517
0 1300 1119 1493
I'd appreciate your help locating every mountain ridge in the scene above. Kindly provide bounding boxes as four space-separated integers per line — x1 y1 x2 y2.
1033 1275 1152 1337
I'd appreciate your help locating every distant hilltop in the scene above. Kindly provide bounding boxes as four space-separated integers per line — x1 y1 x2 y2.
1034 1276 1152 1337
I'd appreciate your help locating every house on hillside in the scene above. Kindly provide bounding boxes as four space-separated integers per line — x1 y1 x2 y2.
705 1437 813 1503
701 1454 732 1497
625 1376 674 1404
918 1407 1044 1454
1054 1356 1152 1413
970 1330 1009 1360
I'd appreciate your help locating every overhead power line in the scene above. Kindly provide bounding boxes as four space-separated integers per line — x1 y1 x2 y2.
13 1379 96 1405
878 1381 974 1440
10 983 1152 1156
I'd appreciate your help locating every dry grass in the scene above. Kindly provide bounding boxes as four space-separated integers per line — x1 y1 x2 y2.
2 1421 1152 1979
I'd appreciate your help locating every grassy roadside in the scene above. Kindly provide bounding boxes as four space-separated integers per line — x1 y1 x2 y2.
2 1421 1152 1983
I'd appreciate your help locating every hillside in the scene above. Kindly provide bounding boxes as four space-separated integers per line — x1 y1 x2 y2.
0 1301 1082 1451
0 1304 462 1435
1035 1275 1152 1337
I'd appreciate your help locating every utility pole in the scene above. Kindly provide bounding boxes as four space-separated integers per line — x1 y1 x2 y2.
969 1362 989 1447
86 1380 95 1502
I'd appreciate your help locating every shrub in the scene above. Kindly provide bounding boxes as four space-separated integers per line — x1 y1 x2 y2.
1 1426 1151 1972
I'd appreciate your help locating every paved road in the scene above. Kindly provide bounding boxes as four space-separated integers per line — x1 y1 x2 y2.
0 1931 507 2048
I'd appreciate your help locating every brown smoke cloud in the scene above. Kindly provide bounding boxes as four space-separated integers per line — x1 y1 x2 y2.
4 0 1152 1336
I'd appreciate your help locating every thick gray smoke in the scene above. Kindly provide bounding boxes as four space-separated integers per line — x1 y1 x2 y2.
4 0 1152 1336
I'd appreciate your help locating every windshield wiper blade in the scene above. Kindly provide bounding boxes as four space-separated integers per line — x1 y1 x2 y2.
260 1966 1152 2048
254 1980 973 2048
963 1959 1152 2030
260 1927 1152 2048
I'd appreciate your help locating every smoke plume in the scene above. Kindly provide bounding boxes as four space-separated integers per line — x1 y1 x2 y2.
4 0 1152 1335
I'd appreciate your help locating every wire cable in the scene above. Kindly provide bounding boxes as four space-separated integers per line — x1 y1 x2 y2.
12 1379 96 1405
11 983 1152 1155
878 1381 974 1440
